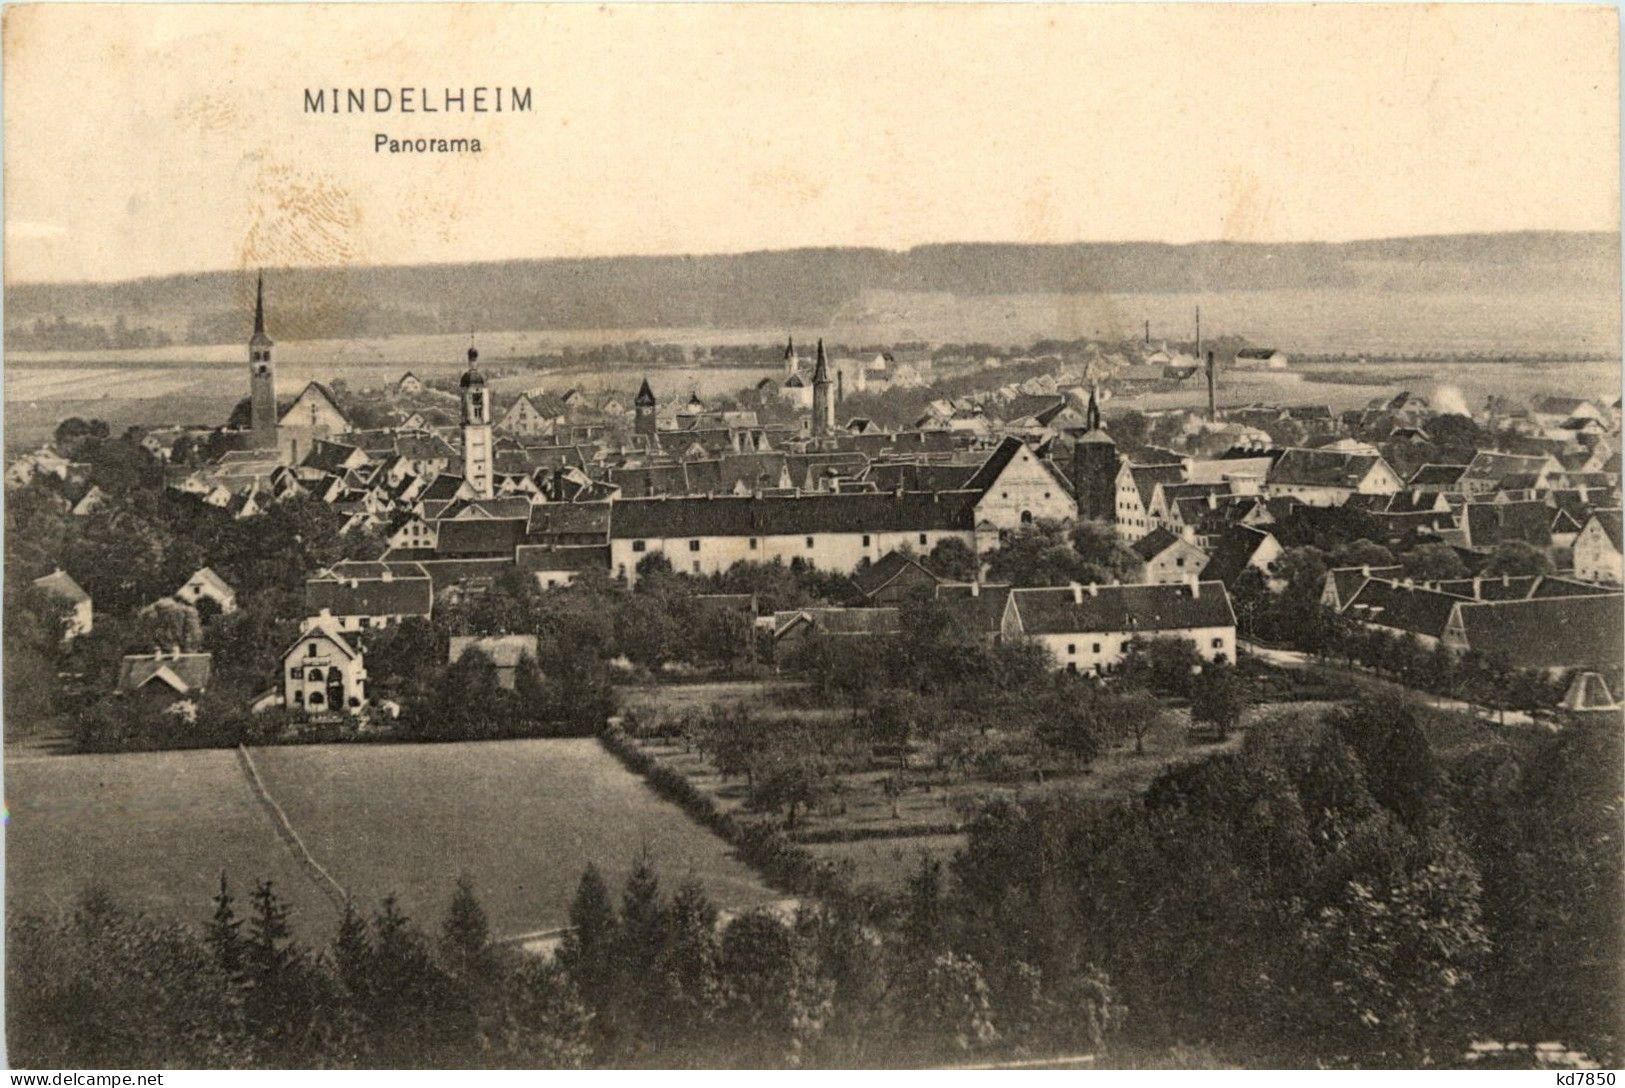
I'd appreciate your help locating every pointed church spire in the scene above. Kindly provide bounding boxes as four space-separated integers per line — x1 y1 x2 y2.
1086 383 1101 432
784 335 795 360
253 272 265 336
635 377 656 406
812 338 830 383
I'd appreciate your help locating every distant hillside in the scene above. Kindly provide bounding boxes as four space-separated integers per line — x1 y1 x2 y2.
6 232 1617 349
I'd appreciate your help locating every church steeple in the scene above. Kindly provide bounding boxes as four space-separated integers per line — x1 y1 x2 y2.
460 341 493 499
247 271 276 450
811 338 833 437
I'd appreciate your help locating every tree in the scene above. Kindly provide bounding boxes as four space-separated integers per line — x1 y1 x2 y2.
1402 542 1468 583
1190 660 1247 740
927 537 979 581
557 864 620 1014
718 911 832 1066
1481 541 1552 577
439 874 494 978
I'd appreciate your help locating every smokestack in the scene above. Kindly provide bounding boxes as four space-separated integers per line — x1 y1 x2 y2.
837 370 844 405
1144 319 1150 345
1195 305 1202 366
1206 351 1217 423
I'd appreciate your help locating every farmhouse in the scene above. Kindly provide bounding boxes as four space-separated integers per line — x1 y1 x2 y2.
1000 579 1237 674
119 649 212 705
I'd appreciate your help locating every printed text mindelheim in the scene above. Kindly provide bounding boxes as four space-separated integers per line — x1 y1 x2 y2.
303 87 533 113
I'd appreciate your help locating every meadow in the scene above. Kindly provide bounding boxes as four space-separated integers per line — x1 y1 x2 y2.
5 736 779 944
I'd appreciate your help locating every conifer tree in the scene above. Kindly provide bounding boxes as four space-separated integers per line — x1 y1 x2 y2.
205 871 243 980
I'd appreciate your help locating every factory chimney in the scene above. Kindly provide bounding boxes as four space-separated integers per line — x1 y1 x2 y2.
1206 350 1217 422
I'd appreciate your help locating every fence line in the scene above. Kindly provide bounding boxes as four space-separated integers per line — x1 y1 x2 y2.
235 743 350 912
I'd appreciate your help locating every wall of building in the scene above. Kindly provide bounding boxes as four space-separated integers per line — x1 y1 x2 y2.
1574 521 1623 584
1137 543 1210 585
1030 624 1236 674
974 447 1077 528
612 528 981 585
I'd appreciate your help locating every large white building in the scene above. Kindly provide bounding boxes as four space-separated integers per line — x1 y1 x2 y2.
283 619 368 717
998 578 1237 674
608 491 991 585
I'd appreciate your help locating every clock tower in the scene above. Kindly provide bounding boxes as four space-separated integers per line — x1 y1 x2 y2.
460 345 494 499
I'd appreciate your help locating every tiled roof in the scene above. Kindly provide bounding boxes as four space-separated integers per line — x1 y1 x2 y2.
863 462 978 492
1007 581 1235 636
525 502 612 539
1130 527 1186 561
118 652 212 694
933 582 1014 633
449 634 539 670
1268 448 1387 488
773 607 901 639
1465 501 1553 548
851 551 940 597
305 561 433 617
1585 508 1623 553
1458 592 1623 671
32 569 89 603
1324 564 1405 610
514 544 610 572
1201 525 1276 587
1343 578 1467 640
434 517 528 557
1128 463 1186 507
608 491 981 539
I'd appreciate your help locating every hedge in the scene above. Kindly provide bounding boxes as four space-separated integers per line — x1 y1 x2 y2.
598 723 854 899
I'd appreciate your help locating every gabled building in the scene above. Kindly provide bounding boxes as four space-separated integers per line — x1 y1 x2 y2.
278 382 350 466
961 436 1076 529
1264 448 1402 506
175 567 237 614
31 568 92 640
1573 509 1623 584
1000 579 1237 674
851 551 942 603
1129 528 1209 585
283 619 367 717
1115 461 1186 542
497 393 557 438
119 650 212 705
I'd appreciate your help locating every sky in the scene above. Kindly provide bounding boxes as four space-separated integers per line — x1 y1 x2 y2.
3 3 1618 285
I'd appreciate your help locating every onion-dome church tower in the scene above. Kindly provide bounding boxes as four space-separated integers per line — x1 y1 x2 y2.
460 345 494 499
248 273 277 450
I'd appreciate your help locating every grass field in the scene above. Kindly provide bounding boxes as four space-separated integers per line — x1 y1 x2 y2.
5 744 329 938
6 737 779 944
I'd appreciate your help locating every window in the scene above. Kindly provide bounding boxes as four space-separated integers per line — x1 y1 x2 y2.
689 539 700 552
692 561 701 573
307 643 318 657
632 540 646 552
806 537 815 548
1175 557 1185 567
289 667 303 680
307 668 323 682
919 534 928 546
749 538 758 550
1211 637 1224 649
293 690 303 704
1092 642 1101 653
1001 491 1009 499
308 691 325 706
1067 643 1076 655
862 534 871 547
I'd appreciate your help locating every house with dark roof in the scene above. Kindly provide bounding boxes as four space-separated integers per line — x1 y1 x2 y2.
608 491 990 585
851 551 942 603
1000 579 1237 674
1320 564 1406 611
961 437 1076 529
1342 578 1467 647
1463 501 1553 550
1129 528 1209 585
1201 525 1284 590
31 568 93 640
1264 448 1403 506
119 649 213 704
1448 593 1623 674
773 607 902 655
1573 508 1623 584
304 560 433 630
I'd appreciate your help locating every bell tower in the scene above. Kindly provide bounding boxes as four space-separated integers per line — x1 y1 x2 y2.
634 377 657 439
460 344 494 499
248 273 277 449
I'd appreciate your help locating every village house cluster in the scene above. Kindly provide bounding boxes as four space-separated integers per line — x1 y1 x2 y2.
12 277 1622 721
